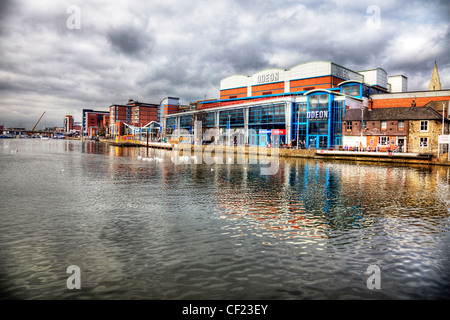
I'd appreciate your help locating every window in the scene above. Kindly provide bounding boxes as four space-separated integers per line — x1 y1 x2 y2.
419 137 429 148
346 122 352 130
378 136 389 145
398 121 405 130
381 121 387 130
420 121 428 132
342 84 361 97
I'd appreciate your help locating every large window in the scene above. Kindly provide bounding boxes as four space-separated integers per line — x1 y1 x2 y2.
381 121 387 130
332 100 345 147
309 121 328 135
196 112 216 128
180 115 193 129
292 102 307 124
249 103 285 125
219 109 244 128
292 102 307 143
342 84 361 97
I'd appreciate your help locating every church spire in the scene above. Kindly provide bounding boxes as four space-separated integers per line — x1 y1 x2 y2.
429 61 442 91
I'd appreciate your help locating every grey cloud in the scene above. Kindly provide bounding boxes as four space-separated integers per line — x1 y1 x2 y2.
107 25 155 57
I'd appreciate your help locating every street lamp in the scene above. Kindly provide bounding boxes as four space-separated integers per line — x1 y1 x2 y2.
296 105 300 149
443 102 446 136
361 106 365 151
228 114 231 146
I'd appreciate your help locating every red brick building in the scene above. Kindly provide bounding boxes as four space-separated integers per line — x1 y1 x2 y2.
109 99 159 137
343 106 449 152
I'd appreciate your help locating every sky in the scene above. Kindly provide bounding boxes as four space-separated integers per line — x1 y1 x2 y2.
0 0 449 129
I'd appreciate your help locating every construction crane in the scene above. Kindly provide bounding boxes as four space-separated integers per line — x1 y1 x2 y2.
32 111 46 132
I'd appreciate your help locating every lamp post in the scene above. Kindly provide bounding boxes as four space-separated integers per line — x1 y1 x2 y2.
361 107 364 151
443 102 446 136
296 105 300 149
228 114 231 146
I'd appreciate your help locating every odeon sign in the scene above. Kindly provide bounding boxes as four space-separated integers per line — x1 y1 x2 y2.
257 72 280 84
307 111 329 119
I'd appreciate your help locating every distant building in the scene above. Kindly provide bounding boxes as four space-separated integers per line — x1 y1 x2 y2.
64 115 73 133
82 109 110 137
108 99 159 137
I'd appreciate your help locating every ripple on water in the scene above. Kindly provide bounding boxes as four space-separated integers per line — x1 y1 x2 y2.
1 141 450 299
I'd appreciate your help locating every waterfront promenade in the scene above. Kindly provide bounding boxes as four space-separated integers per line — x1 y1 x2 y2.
99 138 450 166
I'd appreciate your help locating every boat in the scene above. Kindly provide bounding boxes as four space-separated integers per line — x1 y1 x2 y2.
41 135 49 140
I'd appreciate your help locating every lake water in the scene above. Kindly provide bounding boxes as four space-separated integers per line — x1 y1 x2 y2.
1 139 449 300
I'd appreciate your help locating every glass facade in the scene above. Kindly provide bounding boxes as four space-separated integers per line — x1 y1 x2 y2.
292 102 307 144
248 103 285 125
248 103 286 147
331 100 345 147
166 92 346 149
293 93 346 149
219 109 244 128
307 94 330 148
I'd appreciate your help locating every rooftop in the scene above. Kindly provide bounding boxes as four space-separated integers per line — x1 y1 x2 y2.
343 106 445 121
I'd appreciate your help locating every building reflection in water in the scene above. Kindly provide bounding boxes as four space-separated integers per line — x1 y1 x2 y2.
210 158 450 246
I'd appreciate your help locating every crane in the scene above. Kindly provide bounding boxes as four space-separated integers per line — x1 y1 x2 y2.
32 111 46 132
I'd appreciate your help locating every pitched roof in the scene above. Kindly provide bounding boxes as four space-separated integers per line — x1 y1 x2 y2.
343 106 444 121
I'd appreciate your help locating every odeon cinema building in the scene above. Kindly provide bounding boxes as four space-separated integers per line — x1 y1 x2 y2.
164 60 409 149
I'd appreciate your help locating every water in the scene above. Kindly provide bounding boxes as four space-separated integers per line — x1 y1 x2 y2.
1 139 449 300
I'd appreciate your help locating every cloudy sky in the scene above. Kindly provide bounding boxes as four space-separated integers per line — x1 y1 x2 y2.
0 0 449 129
